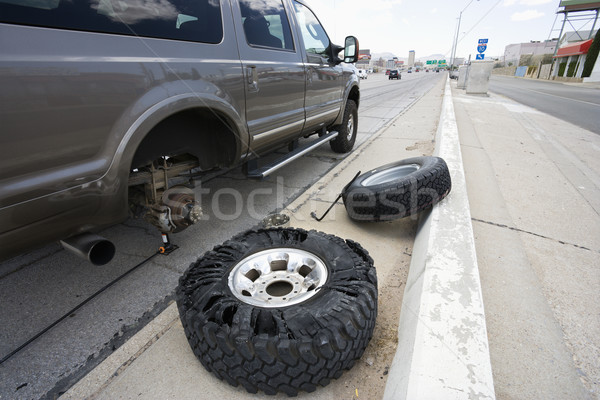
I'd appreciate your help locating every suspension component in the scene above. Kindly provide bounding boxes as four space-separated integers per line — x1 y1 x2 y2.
129 156 203 234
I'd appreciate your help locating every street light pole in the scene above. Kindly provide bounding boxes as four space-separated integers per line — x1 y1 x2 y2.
451 0 478 68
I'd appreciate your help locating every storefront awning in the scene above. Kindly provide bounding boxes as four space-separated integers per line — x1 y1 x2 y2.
554 39 593 58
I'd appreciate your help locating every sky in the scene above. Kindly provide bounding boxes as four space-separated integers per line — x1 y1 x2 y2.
307 0 595 61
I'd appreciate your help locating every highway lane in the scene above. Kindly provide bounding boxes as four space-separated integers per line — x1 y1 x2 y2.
489 75 600 134
0 72 445 399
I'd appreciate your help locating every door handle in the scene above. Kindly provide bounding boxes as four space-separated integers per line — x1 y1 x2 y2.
247 66 258 92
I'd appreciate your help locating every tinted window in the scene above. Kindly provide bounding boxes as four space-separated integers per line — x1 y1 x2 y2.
0 0 223 44
238 0 293 51
293 1 330 57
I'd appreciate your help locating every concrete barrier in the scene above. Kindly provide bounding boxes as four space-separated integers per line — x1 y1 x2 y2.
383 77 495 400
457 65 468 89
466 61 494 94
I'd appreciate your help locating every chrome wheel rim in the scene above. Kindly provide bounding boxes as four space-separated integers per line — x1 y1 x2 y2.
361 164 420 186
346 113 355 141
228 248 328 308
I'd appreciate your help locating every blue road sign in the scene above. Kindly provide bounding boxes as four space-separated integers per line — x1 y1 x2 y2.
478 38 488 44
477 45 487 53
476 54 485 60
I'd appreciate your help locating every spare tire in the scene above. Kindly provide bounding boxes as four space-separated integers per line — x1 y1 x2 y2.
176 228 377 396
342 156 451 222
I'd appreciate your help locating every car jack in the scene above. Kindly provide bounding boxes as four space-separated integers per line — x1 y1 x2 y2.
158 233 178 255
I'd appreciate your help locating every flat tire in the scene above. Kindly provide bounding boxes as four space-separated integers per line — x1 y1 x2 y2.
176 228 378 396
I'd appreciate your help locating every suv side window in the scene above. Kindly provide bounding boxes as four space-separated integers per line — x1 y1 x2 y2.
238 0 294 51
0 0 223 44
293 1 330 58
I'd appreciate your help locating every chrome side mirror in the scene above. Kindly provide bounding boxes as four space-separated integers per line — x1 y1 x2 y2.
343 36 359 63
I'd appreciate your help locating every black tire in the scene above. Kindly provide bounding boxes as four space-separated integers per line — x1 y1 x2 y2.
342 156 451 222
176 228 378 396
329 100 358 153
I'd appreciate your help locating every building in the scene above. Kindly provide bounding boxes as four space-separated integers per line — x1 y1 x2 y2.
357 48 371 70
551 1 599 79
408 50 415 67
559 30 598 47
503 40 557 66
552 38 594 78
551 30 598 79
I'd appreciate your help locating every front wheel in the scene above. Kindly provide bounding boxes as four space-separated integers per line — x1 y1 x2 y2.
329 100 358 153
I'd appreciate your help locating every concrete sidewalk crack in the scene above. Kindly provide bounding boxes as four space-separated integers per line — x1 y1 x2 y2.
460 143 484 150
471 218 598 254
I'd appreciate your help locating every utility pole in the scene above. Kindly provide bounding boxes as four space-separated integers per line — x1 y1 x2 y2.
451 0 479 68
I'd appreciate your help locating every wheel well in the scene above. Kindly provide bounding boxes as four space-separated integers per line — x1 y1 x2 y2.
131 108 240 170
349 85 360 109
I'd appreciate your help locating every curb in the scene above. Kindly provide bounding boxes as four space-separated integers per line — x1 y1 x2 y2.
383 77 496 400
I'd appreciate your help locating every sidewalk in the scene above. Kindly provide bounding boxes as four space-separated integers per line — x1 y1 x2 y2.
61 77 450 400
453 82 600 399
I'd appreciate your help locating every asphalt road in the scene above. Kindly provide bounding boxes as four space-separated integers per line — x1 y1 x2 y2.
0 71 445 400
489 75 600 134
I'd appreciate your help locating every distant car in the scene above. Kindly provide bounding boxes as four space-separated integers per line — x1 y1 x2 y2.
385 69 391 75
450 70 459 80
357 69 368 79
407 69 412 73
389 70 401 80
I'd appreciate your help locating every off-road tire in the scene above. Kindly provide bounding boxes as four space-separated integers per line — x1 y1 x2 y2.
342 156 451 222
329 100 358 153
176 228 378 396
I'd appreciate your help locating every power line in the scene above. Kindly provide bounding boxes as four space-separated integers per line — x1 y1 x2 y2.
458 0 503 45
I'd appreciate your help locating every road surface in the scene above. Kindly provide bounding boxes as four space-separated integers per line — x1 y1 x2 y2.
489 75 600 134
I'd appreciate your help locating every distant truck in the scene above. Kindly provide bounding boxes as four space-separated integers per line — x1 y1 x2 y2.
0 0 360 264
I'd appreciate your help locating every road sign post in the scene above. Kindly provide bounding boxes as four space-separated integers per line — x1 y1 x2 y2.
476 39 488 61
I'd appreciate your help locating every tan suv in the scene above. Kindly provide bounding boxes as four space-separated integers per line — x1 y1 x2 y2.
0 0 360 264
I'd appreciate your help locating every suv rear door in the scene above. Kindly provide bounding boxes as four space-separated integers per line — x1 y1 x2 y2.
233 0 305 155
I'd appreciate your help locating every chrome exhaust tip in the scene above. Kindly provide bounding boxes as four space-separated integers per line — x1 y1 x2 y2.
60 233 116 266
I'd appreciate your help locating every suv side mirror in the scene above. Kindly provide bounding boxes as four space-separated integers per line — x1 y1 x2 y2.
343 36 359 63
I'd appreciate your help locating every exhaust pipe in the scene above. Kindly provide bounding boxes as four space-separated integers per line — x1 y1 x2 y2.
60 233 116 266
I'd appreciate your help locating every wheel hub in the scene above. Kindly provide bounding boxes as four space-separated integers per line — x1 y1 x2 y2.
346 114 354 141
361 164 420 186
228 248 328 308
